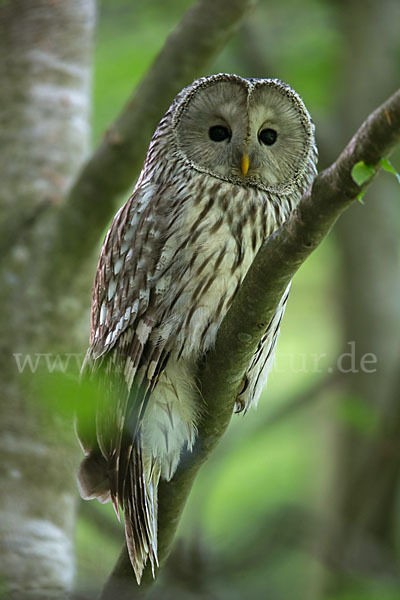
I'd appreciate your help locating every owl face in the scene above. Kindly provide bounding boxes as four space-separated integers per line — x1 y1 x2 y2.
173 74 315 193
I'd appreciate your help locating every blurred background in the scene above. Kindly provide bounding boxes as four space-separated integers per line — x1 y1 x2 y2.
1 1 400 599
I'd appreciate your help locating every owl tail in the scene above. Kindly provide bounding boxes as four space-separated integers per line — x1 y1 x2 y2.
78 441 161 584
122 441 161 584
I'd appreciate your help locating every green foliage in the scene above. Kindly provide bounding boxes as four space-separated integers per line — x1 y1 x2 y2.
351 160 375 203
351 161 375 186
379 157 400 184
351 160 377 203
351 158 400 203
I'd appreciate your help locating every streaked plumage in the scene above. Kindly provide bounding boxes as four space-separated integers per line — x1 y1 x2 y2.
76 74 318 582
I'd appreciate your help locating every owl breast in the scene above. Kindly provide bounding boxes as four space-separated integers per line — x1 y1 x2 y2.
152 176 278 360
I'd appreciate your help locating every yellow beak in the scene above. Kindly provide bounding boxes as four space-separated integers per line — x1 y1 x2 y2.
241 154 250 177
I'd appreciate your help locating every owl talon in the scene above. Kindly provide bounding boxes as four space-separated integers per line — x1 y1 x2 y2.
234 398 245 414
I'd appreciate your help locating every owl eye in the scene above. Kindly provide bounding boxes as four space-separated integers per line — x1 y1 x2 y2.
209 125 231 142
259 128 278 146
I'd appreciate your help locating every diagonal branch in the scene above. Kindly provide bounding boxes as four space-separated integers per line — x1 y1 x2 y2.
100 88 400 599
48 0 257 287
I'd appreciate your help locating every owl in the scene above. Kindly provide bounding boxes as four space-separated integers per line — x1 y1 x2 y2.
76 73 318 583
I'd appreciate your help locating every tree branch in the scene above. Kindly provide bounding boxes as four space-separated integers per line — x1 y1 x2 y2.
49 0 257 287
99 88 400 598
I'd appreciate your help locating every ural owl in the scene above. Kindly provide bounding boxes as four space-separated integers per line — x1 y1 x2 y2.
76 73 318 583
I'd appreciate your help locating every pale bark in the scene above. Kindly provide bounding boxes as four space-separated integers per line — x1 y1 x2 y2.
0 1 95 598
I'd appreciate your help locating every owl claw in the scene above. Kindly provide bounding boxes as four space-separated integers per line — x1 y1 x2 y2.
234 376 249 413
234 398 245 414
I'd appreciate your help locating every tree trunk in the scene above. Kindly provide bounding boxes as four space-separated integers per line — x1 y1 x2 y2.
0 1 95 598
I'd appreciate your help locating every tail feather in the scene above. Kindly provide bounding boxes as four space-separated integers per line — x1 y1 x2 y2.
123 441 160 584
78 441 161 584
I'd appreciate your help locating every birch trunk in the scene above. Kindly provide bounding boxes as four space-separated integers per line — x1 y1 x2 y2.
0 1 95 597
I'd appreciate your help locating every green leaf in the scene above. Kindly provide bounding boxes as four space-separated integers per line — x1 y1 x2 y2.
351 161 375 186
379 157 400 184
356 192 365 204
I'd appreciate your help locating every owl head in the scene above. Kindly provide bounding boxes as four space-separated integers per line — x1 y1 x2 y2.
169 73 317 195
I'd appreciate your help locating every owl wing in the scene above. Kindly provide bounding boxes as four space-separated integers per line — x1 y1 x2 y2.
236 283 291 413
78 180 177 496
77 181 183 577
88 181 163 363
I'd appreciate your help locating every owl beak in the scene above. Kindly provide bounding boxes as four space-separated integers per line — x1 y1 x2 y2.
241 154 250 177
